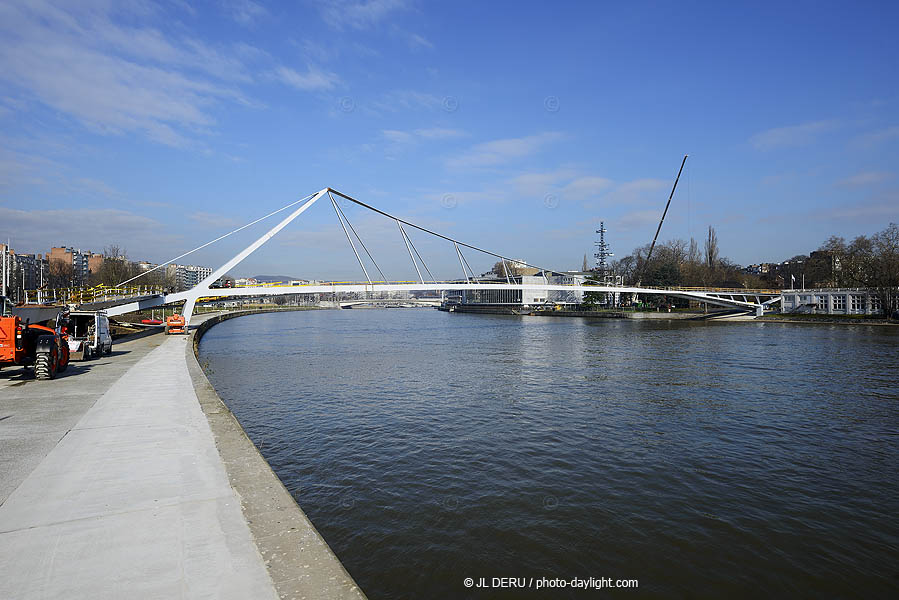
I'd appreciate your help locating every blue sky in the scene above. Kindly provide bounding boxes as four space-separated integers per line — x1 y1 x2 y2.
1 0 897 280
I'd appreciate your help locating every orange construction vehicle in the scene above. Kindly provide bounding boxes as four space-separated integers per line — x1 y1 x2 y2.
0 296 71 380
164 314 187 335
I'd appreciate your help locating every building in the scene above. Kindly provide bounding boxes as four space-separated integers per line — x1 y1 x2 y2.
49 247 104 286
1 244 50 301
169 264 213 291
781 288 893 315
447 271 590 307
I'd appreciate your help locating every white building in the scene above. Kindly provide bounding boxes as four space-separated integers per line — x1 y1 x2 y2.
781 288 891 315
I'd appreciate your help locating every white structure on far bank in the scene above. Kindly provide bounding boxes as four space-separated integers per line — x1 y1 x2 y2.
781 288 894 315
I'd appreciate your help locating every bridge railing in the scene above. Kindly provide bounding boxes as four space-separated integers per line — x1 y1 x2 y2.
656 286 782 294
24 284 167 305
225 280 782 294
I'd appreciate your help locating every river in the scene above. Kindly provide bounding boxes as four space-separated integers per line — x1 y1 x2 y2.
198 309 898 598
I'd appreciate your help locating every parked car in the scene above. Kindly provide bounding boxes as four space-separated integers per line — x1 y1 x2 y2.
66 310 113 360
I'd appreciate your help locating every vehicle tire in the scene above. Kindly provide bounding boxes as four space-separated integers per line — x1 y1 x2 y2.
35 350 57 380
105 343 113 355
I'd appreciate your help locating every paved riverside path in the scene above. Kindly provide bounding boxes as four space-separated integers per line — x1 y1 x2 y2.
0 323 278 599
0 315 366 600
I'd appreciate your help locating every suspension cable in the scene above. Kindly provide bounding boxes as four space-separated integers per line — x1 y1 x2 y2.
329 192 371 284
328 188 556 276
398 221 424 283
330 193 387 282
405 230 436 283
116 192 316 286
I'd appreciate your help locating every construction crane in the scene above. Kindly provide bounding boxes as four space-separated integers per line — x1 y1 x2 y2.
636 154 688 286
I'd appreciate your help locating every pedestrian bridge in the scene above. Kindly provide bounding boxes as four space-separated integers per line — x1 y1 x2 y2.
60 187 781 321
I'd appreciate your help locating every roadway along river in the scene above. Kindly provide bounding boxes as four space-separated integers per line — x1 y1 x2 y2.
198 309 899 599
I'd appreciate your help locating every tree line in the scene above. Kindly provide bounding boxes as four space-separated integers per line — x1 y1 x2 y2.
600 223 899 316
608 226 766 289
44 246 173 289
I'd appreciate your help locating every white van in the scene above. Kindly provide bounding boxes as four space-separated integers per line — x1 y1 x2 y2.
67 311 113 360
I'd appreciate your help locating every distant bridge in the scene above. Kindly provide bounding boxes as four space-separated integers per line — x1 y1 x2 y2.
52 187 781 322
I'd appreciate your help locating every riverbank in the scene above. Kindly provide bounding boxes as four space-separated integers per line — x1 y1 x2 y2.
443 303 731 320
189 310 366 600
754 314 899 326
0 311 365 600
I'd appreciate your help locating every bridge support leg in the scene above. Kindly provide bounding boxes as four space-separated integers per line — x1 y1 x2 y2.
183 296 198 328
756 305 763 317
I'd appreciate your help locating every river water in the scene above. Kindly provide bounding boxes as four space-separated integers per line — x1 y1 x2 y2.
198 310 898 598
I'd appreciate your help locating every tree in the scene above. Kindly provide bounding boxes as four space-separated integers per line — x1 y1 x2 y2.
48 259 73 288
93 246 134 286
871 223 899 318
582 273 605 308
704 226 719 270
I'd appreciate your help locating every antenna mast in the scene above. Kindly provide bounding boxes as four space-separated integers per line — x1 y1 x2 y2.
594 221 613 274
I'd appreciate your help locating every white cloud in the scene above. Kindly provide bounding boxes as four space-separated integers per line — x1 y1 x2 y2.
317 0 410 30
408 33 433 50
414 128 465 139
836 171 893 187
561 176 614 200
225 0 268 26
0 206 181 259
853 125 899 148
274 65 340 91
616 209 661 231
598 179 668 206
189 212 243 229
371 90 444 113
750 120 840 150
448 132 564 169
816 200 899 222
382 129 415 144
0 1 335 147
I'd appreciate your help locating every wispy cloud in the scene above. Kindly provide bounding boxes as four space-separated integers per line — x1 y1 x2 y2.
382 127 465 144
0 206 180 258
317 0 410 30
616 209 661 231
189 211 242 229
750 119 840 150
561 176 614 200
448 132 565 169
853 125 899 148
408 32 433 50
836 171 893 187
371 90 445 113
509 169 576 195
815 198 899 223
273 65 340 91
0 1 335 147
225 0 268 26
414 127 465 139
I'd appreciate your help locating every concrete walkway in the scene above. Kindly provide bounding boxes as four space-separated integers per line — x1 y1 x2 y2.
0 315 365 600
0 327 278 599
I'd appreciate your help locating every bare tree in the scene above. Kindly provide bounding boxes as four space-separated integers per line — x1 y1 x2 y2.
48 259 73 288
704 226 719 270
92 246 136 286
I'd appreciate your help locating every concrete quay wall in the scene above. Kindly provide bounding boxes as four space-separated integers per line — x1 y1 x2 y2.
0 310 366 600
190 310 367 600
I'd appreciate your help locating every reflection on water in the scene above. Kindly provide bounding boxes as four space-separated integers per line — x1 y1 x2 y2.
200 310 899 599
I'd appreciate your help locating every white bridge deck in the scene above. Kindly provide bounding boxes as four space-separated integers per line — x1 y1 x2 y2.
98 282 781 319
